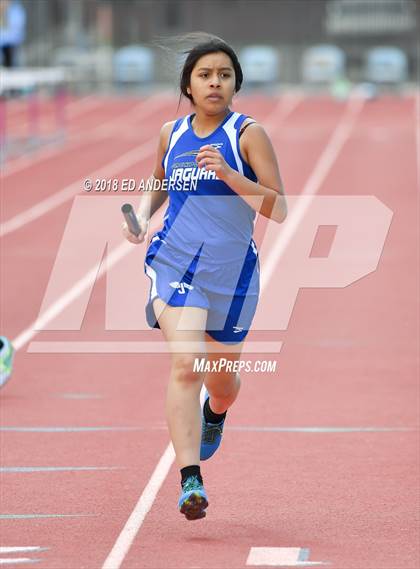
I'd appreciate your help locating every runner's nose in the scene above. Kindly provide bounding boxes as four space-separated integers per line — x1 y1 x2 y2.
209 73 221 88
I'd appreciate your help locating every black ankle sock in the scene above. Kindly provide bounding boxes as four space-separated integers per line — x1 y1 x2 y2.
180 465 202 486
203 397 227 424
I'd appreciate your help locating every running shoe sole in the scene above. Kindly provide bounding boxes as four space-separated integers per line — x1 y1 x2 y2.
179 491 208 520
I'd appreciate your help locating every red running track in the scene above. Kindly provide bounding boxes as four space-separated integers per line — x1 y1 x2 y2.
0 92 418 569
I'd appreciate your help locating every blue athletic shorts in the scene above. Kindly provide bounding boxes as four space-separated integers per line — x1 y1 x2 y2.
144 233 260 344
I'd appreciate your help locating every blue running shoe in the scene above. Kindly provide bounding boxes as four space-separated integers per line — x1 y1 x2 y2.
0 336 14 389
200 394 226 461
178 475 208 520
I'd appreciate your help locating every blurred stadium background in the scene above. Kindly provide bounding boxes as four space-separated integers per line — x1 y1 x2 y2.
2 0 419 85
0 0 418 160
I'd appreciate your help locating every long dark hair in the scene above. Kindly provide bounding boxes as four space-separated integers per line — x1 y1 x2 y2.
153 32 243 110
179 38 243 105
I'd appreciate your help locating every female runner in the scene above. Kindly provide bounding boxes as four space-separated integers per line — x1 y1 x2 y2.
123 37 287 521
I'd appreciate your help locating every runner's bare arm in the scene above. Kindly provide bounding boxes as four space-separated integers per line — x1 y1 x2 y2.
234 123 287 222
136 121 174 222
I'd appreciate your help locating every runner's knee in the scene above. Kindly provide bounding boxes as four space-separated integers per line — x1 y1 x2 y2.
205 371 241 399
171 355 204 385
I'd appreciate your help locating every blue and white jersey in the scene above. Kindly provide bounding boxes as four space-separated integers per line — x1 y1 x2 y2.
156 110 258 266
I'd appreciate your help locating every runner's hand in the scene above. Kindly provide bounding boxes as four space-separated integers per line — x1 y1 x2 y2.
196 145 234 181
122 215 148 244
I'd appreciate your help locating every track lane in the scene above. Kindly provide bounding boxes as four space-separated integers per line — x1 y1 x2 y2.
0 95 417 569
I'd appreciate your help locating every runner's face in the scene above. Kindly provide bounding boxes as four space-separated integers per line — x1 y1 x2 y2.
188 52 236 112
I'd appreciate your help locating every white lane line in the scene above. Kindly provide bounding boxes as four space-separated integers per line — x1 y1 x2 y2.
1 425 412 433
0 466 122 472
101 445 175 569
228 426 415 433
0 549 45 554
56 392 103 399
246 547 329 567
0 427 154 432
0 514 95 519
100 95 364 569
0 547 48 566
0 558 40 565
247 547 300 566
27 341 283 354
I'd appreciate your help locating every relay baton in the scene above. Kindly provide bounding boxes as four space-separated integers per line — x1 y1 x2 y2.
121 203 141 237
